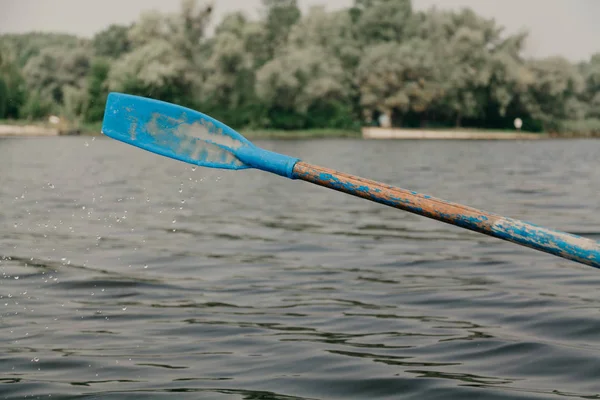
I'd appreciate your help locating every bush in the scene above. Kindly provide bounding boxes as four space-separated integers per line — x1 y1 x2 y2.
560 118 600 136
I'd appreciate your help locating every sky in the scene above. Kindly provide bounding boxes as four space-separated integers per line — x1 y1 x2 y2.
1 0 599 62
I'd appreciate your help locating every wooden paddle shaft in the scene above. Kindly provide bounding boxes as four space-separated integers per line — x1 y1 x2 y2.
292 161 600 268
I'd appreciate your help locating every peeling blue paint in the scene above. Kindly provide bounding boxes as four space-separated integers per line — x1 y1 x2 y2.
101 93 600 270
292 162 600 269
492 218 600 266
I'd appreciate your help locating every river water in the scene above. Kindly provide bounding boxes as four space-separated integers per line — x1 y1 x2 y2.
1 136 600 399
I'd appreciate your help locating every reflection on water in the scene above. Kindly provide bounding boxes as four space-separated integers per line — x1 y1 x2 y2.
1 137 600 399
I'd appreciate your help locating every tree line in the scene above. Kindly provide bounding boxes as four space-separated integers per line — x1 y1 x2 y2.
0 0 599 134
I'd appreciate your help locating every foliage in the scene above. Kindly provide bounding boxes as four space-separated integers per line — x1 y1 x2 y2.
522 56 585 131
0 0 598 135
197 13 266 127
0 33 82 67
85 58 111 122
93 24 132 59
357 39 442 126
0 45 27 118
261 0 302 63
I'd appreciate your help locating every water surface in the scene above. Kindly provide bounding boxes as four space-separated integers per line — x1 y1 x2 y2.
1 136 600 399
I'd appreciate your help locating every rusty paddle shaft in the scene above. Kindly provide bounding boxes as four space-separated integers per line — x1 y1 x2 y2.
292 161 600 268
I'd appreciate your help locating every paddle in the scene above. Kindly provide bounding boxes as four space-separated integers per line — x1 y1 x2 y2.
101 92 600 269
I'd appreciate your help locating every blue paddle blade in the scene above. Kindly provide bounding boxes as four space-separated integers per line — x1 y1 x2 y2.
102 93 299 178
102 92 252 170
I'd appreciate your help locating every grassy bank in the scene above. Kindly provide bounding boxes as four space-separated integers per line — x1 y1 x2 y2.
241 128 361 139
2 119 599 139
0 119 56 128
0 119 93 136
0 119 362 139
79 121 103 135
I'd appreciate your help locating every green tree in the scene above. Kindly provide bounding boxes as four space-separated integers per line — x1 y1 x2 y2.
197 12 266 127
0 33 82 67
410 8 532 128
92 24 132 58
108 39 197 105
350 0 413 46
256 45 350 129
85 58 111 122
22 45 91 106
0 77 7 118
357 39 443 126
109 0 213 107
522 56 585 131
581 53 600 118
20 92 53 120
260 0 301 64
0 45 27 118
277 6 362 128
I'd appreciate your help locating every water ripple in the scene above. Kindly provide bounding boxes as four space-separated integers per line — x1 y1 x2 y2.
1 138 600 399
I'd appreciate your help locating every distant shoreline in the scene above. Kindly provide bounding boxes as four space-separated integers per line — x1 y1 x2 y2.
0 124 60 137
1 122 598 140
362 127 549 140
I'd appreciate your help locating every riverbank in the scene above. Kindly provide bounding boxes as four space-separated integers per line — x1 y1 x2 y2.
0 120 92 137
1 121 598 140
0 121 362 139
241 128 361 139
362 127 550 140
0 124 60 137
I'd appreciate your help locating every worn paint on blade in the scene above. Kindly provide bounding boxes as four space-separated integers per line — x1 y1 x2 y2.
176 120 243 150
144 112 246 168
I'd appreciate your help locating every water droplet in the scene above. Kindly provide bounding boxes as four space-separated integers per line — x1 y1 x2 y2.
14 276 19 280
122 307 127 311
178 188 183 193
143 265 148 269
84 141 89 147
191 166 197 171
172 219 176 224
32 357 39 362
48 183 55 189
